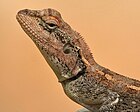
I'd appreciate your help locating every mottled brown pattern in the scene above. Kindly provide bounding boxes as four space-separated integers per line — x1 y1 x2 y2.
16 8 140 112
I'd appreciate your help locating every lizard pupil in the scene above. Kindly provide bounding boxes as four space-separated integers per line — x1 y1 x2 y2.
46 23 57 30
48 23 56 27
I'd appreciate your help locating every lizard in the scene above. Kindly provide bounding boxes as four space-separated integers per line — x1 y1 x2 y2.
16 8 140 112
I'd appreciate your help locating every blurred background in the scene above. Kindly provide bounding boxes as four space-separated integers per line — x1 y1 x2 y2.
0 0 140 112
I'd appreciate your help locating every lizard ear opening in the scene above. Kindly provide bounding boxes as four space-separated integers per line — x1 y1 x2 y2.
63 43 73 54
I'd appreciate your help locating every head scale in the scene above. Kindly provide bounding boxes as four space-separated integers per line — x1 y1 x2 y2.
16 8 87 82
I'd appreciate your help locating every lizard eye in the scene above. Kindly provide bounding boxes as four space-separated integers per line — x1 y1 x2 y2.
45 18 58 30
41 16 60 30
46 22 58 30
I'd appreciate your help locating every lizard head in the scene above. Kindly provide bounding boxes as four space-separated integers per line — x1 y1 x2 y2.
16 8 87 82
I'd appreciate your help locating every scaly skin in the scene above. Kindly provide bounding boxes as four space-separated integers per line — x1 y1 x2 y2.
16 9 140 112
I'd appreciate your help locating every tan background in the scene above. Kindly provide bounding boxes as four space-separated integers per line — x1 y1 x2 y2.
0 0 140 112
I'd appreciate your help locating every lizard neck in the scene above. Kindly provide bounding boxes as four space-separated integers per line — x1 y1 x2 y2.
94 63 140 94
62 61 140 95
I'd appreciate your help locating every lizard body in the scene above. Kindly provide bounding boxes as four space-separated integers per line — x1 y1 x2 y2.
16 8 140 112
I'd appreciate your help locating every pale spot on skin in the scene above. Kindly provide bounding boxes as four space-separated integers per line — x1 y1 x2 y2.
111 97 119 105
96 70 104 75
105 74 113 81
132 101 136 105
91 66 95 72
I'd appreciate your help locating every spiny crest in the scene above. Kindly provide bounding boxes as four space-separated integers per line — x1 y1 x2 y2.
74 31 95 66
